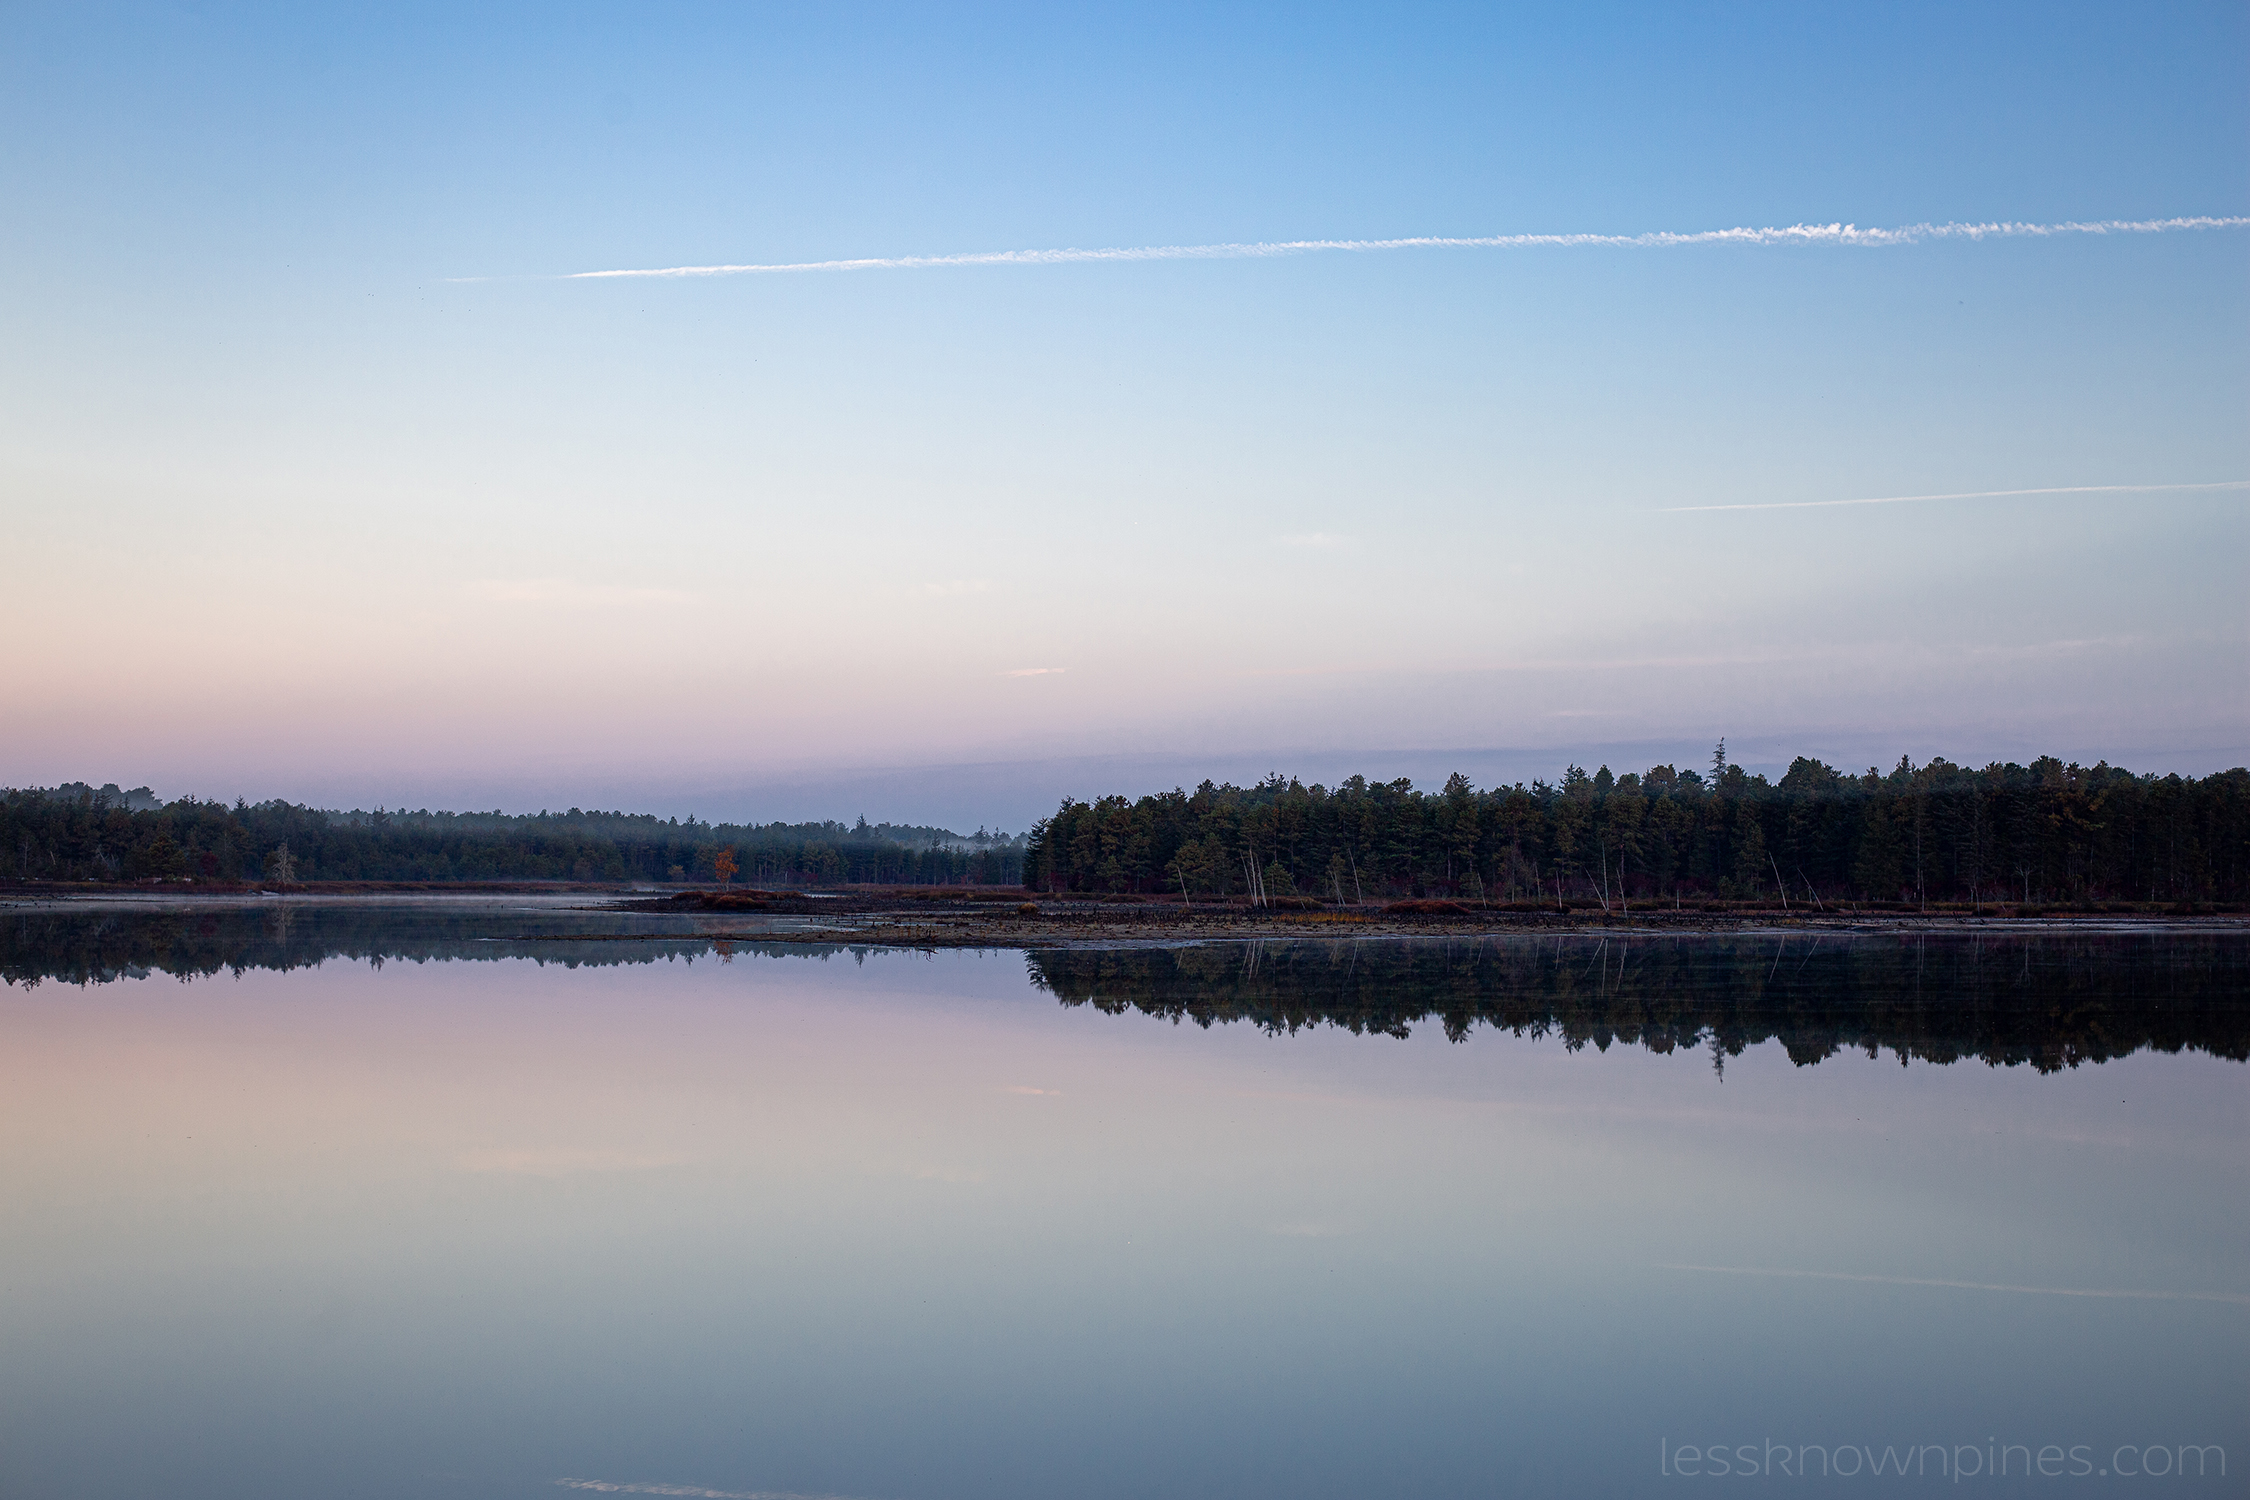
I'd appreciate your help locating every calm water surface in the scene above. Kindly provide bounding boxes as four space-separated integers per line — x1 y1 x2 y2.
1 901 2243 1498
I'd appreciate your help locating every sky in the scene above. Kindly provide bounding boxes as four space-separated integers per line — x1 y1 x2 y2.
2 2 2245 830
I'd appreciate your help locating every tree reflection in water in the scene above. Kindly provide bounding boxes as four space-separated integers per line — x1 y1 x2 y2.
1026 936 2247 1072
3 905 2242 1073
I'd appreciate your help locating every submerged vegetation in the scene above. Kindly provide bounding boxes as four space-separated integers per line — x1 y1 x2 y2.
0 785 1024 887
1024 749 2249 907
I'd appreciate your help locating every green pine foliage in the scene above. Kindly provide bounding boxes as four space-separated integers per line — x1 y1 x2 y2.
1022 757 2250 906
9 754 2244 903
0 789 1024 887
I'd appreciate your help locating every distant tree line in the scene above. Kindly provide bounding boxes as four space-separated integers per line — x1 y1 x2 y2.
0 787 1024 887
1022 749 2249 907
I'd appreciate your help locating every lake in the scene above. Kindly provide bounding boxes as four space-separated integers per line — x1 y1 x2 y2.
2 899 2243 1497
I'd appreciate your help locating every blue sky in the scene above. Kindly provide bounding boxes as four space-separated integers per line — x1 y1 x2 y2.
3 2 2244 827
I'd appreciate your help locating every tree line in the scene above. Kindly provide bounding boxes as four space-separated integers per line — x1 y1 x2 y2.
0 787 1025 887
1021 749 2249 907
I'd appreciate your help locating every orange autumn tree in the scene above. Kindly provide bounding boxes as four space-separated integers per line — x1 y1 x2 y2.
712 848 738 885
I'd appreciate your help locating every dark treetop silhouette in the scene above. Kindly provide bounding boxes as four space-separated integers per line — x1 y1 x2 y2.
1023 753 2248 908
8 749 2245 906
0 789 1024 887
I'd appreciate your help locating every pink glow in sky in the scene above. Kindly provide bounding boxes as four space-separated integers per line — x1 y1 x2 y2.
3 7 2243 823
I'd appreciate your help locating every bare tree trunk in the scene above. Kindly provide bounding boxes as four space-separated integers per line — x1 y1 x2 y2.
1914 798 1925 912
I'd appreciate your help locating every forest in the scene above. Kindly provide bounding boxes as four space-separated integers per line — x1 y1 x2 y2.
0 786 1024 887
1021 749 2249 907
9 749 2246 903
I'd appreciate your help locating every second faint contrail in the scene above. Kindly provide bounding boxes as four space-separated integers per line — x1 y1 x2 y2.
1663 479 2250 513
1657 1263 2250 1305
562 214 2248 280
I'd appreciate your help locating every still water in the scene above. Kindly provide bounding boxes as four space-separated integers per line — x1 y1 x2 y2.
1 901 2243 1498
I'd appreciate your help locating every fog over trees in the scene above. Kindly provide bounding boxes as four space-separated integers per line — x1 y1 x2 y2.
0 787 1025 887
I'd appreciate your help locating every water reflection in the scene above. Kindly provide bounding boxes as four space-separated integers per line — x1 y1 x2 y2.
1027 936 2250 1071
0 900 718 983
5 902 2244 1072
0 910 2243 1500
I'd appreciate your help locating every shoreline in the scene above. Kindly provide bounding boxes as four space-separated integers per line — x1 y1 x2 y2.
613 911 2250 950
6 885 2244 949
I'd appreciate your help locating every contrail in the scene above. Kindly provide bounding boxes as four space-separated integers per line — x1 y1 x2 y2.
562 214 2248 280
1657 1263 2250 1305
555 1481 868 1500
1662 479 2250 513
